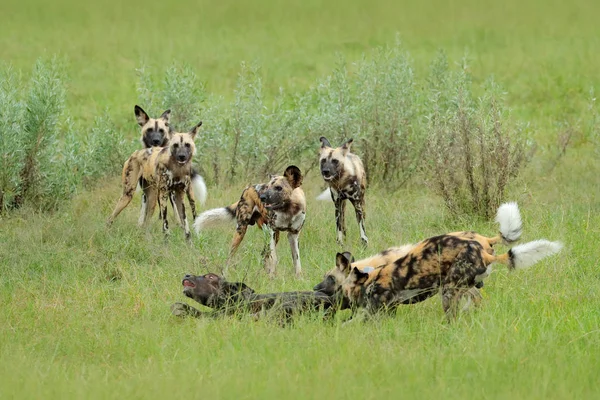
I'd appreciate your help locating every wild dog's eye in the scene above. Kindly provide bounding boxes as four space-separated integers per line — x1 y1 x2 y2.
275 186 283 191
185 143 191 148
332 159 339 165
158 129 165 134
327 276 335 283
320 159 325 164
172 143 179 148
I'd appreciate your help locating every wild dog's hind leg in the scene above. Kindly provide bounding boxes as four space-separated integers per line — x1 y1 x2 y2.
173 190 190 241
350 197 368 245
287 231 301 277
224 223 248 276
263 227 280 277
334 195 347 245
107 158 141 226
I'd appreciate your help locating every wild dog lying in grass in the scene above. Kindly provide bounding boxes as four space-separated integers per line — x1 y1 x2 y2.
107 122 204 240
134 105 207 221
193 166 306 277
317 137 368 245
171 273 334 321
313 202 525 308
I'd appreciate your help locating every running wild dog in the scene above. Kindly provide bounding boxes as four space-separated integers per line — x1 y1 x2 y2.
313 202 562 320
317 137 368 245
107 122 204 240
193 166 306 277
134 105 207 220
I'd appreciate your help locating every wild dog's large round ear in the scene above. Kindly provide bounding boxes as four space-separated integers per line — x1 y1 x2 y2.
160 109 171 122
284 165 303 188
189 121 203 138
336 252 353 272
320 136 332 149
350 266 369 282
341 138 354 155
134 105 150 126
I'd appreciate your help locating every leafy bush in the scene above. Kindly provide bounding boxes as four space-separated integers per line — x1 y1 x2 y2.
425 53 532 218
0 59 136 212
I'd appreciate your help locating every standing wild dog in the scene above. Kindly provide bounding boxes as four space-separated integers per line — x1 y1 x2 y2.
193 166 306 277
107 122 204 240
318 137 368 245
134 105 207 221
313 202 528 312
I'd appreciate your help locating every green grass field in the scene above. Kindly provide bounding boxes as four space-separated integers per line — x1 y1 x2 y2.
1 0 600 398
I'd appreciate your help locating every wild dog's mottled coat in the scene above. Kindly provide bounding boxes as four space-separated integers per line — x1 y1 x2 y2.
193 166 306 277
107 122 202 239
337 234 561 321
134 105 206 220
319 137 368 245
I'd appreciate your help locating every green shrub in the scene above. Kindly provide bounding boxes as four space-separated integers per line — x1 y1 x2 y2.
425 53 532 218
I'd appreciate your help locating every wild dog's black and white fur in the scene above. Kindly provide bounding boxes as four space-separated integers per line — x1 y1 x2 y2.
193 166 306 277
318 137 368 245
134 105 207 223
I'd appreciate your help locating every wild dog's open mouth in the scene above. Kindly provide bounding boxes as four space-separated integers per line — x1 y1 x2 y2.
182 279 196 288
321 174 335 181
177 160 188 165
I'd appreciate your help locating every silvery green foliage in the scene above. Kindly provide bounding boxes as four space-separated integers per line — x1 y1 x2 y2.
0 66 24 210
425 52 531 218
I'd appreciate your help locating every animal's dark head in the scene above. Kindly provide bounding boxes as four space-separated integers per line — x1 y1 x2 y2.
341 266 370 302
169 122 201 165
182 273 254 308
259 165 303 209
319 137 353 182
313 251 354 296
135 105 172 148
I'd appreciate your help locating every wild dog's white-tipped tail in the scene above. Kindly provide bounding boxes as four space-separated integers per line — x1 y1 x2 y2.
495 202 522 243
193 207 236 234
316 188 333 202
509 240 563 269
191 174 208 205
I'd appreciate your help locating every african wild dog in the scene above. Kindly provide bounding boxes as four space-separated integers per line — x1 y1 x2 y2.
171 273 334 321
338 234 561 322
313 202 531 313
107 122 203 240
193 166 306 277
318 137 368 245
134 105 207 222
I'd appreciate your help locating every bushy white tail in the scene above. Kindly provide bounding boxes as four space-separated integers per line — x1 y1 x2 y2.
316 188 333 202
193 207 235 234
495 202 522 243
191 174 208 205
509 240 563 269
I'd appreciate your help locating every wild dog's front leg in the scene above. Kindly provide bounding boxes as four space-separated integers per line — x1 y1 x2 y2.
350 197 368 245
186 182 197 220
170 302 204 318
334 196 347 246
262 227 280 277
287 231 301 277
173 190 190 241
159 188 171 236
